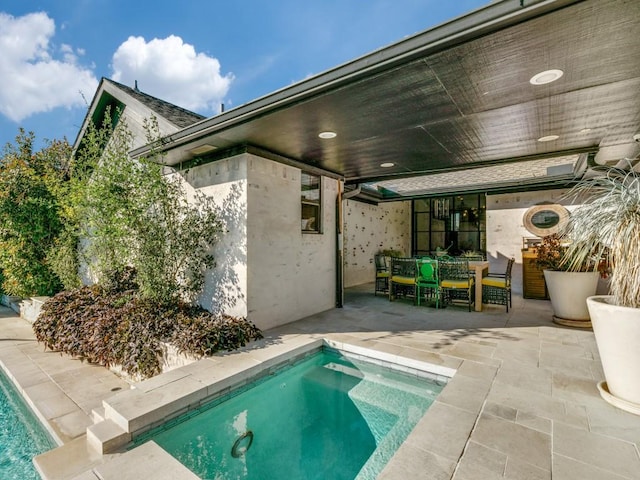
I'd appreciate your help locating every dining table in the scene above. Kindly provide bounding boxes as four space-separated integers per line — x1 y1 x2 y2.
468 260 490 311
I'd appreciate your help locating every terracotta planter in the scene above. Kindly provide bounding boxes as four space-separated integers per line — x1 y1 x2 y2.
588 296 640 415
543 270 599 328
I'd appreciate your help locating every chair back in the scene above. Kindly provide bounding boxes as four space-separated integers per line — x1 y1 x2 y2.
374 254 388 272
505 257 515 284
391 257 416 278
416 258 438 285
439 257 470 281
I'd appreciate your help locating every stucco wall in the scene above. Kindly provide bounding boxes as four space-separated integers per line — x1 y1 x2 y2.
170 153 339 330
179 156 248 319
343 199 412 288
486 189 577 294
246 155 337 330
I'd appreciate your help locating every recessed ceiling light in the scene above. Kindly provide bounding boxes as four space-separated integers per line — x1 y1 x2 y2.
380 162 395 168
318 131 337 139
529 69 564 85
537 135 560 142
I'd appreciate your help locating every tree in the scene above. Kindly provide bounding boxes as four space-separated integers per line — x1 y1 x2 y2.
74 113 222 304
0 130 70 296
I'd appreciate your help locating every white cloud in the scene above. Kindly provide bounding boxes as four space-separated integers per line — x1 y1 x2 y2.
0 12 98 123
111 35 233 114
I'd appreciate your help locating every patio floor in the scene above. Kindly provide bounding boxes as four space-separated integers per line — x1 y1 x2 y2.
1 285 640 479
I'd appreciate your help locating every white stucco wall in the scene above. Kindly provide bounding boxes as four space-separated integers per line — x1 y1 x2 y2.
486 189 577 294
178 156 248 319
343 199 412 288
169 153 339 330
246 155 337 330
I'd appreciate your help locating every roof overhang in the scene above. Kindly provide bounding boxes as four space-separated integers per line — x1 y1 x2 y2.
130 0 640 197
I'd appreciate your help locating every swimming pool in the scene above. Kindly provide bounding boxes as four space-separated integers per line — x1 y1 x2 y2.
0 368 56 479
135 348 444 479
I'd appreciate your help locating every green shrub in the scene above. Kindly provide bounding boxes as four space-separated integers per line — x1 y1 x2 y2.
33 282 263 379
172 310 264 357
0 130 69 297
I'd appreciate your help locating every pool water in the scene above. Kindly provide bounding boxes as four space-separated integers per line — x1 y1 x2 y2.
138 349 444 480
0 368 56 479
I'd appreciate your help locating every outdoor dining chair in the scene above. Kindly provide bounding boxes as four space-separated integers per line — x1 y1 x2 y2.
374 254 389 296
439 257 475 311
482 257 515 312
389 257 416 301
415 257 441 308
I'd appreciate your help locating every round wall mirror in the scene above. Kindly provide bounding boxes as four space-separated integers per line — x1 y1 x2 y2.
523 203 570 236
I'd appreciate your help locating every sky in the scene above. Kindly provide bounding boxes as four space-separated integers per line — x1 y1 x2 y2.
0 0 490 150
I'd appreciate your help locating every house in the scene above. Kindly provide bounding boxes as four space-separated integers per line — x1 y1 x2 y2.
75 0 640 331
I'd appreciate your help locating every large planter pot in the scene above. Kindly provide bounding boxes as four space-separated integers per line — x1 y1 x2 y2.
588 295 640 415
543 270 599 328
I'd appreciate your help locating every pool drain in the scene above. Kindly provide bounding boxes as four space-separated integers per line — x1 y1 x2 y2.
231 430 254 458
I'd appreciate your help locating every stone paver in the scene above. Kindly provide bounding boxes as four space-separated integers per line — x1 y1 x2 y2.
553 422 640 479
0 307 130 445
471 412 552 472
2 284 640 480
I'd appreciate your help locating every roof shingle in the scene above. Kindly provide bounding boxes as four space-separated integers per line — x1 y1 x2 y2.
105 78 206 128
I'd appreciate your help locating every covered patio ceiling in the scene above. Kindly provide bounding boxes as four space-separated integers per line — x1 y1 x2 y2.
132 0 640 200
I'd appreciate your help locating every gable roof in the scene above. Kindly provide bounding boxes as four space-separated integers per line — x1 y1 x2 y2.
73 77 205 153
103 79 206 129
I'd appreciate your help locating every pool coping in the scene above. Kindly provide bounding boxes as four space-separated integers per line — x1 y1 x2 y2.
34 334 472 479
0 357 65 447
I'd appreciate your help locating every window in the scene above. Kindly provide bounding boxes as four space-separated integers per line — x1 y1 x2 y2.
301 172 321 233
412 194 486 256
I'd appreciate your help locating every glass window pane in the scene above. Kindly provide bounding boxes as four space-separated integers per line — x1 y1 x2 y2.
302 172 321 232
415 212 430 231
416 233 429 251
458 232 479 252
413 194 486 256
414 199 430 213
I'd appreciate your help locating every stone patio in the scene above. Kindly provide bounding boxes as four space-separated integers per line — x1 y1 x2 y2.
1 285 639 479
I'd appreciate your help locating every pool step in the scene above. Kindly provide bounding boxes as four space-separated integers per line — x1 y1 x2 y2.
303 363 439 420
87 419 131 454
92 406 106 423
325 361 443 398
302 364 362 394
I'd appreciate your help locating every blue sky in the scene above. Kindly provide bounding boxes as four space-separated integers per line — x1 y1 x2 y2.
0 1 489 150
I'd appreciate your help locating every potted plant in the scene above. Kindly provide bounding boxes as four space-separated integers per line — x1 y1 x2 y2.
561 166 640 414
535 233 602 328
434 242 453 257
